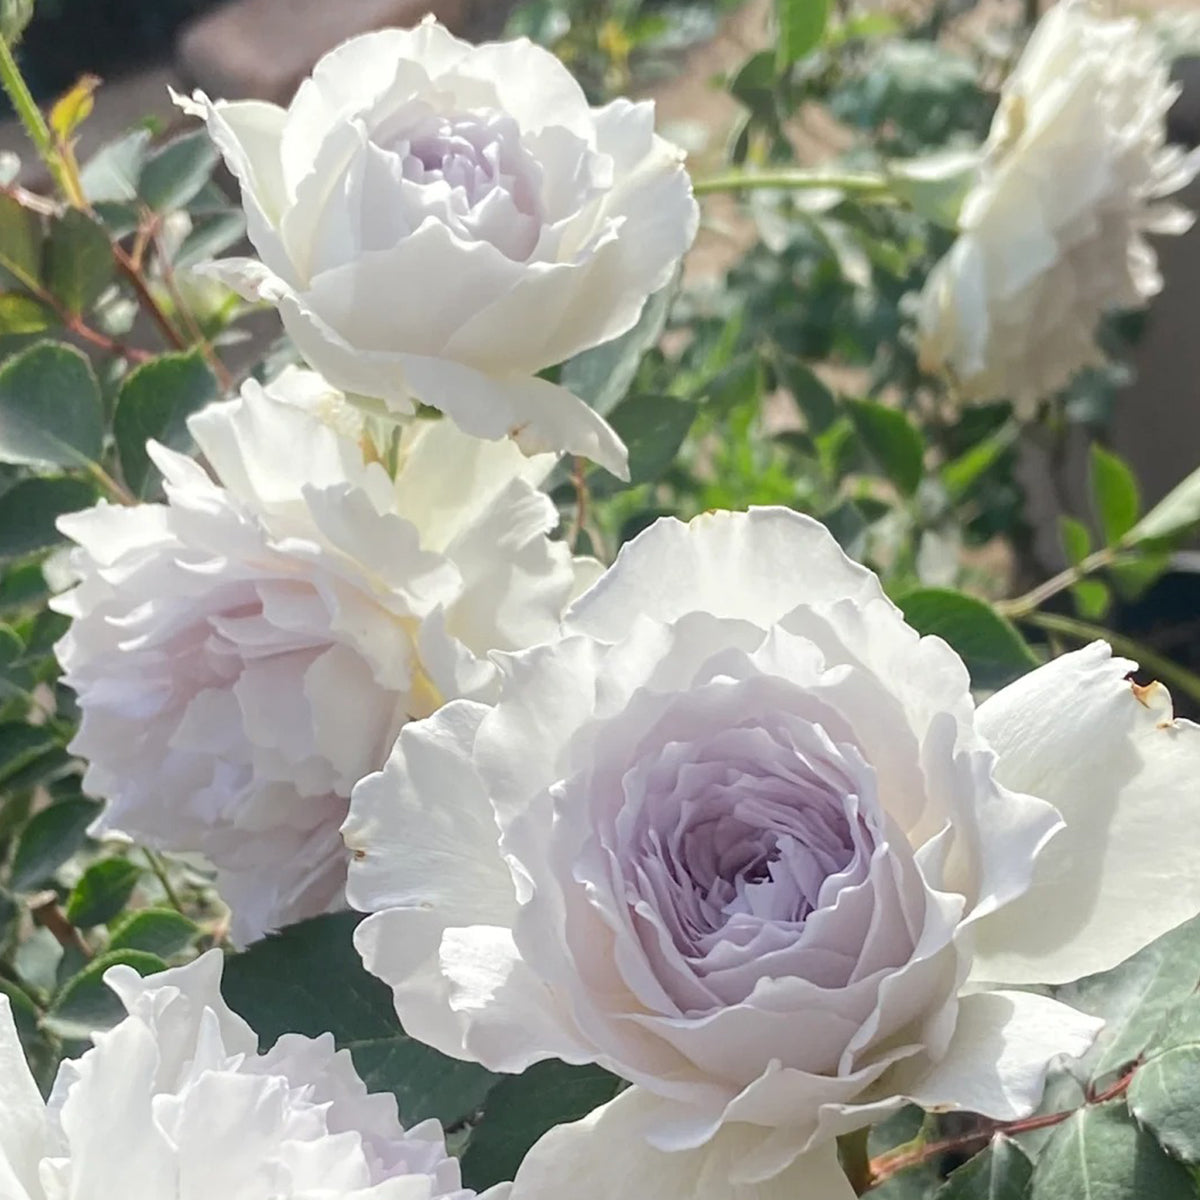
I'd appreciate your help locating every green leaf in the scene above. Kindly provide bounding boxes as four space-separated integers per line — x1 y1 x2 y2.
43 209 114 316
0 475 97 558
44 948 166 1040
0 192 41 291
1128 997 1200 1163
113 350 220 495
777 356 837 433
80 129 151 204
936 1136 1032 1199
846 399 924 496
49 75 99 145
560 278 676 418
1089 445 1140 547
1128 463 1200 544
776 0 831 68
65 857 142 927
0 622 21 667
941 423 1017 502
601 393 698 489
1027 1101 1195 1199
0 722 58 785
895 587 1039 688
108 907 199 957
461 1061 623 1191
1071 579 1111 621
221 912 500 1127
10 796 101 891
1059 516 1092 567
0 341 103 470
137 130 221 214
0 293 56 334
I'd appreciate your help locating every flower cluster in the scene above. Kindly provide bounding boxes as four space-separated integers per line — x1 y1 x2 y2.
918 0 1199 407
29 9 1200 1200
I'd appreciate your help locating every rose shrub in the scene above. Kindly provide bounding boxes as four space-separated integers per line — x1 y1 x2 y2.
346 508 1200 1198
178 18 699 478
0 950 501 1200
53 367 593 944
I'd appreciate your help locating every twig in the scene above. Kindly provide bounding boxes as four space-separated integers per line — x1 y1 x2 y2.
148 218 234 391
143 848 186 914
997 547 1119 618
569 456 590 553
867 1070 1135 1189
30 896 91 960
693 168 891 198
112 242 190 354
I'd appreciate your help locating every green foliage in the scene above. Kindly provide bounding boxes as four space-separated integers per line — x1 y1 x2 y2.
43 948 167 1039
43 210 113 317
10 796 99 892
113 349 218 495
221 913 501 1128
895 587 1039 687
0 475 96 558
1089 444 1141 546
65 857 142 927
107 907 199 957
0 341 103 470
936 1136 1032 1200
776 0 830 69
461 1062 624 1189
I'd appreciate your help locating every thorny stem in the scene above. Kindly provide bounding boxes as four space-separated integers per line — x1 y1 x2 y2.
693 168 891 198
866 1070 1136 1189
0 32 82 204
111 241 190 354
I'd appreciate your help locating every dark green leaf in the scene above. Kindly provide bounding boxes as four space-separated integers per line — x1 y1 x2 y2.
108 907 199 957
776 0 831 68
221 912 500 1127
0 623 21 667
44 948 166 1040
1028 1101 1194 1199
65 857 142 927
0 722 58 785
1089 445 1140 547
1127 996 1200 1163
113 349 219 495
43 209 114 316
0 475 97 559
1059 516 1092 567
461 1061 623 1191
936 1136 1033 1200
846 399 924 496
896 587 1039 687
10 796 101 891
0 341 103 469
777 356 837 433
81 129 151 203
0 293 56 334
0 192 41 291
137 130 221 213
560 278 676 417
601 393 698 488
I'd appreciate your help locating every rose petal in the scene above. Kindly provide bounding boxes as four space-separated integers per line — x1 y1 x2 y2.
508 1088 856 1200
970 642 1200 985
0 996 48 1200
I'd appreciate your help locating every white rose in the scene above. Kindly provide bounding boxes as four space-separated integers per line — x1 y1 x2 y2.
53 368 595 945
917 0 1199 407
0 950 506 1200
346 508 1200 1200
177 19 699 479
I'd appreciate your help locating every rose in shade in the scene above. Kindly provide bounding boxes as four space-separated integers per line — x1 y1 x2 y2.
53 369 594 944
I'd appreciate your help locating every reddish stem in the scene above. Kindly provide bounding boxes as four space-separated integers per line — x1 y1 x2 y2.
866 1070 1136 1189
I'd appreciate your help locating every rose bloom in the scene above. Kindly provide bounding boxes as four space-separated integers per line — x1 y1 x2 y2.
346 508 1200 1199
0 950 505 1200
53 368 594 945
178 19 698 479
917 0 1198 407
